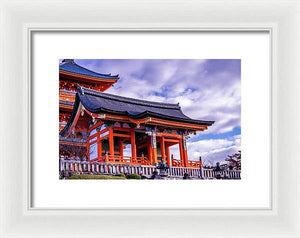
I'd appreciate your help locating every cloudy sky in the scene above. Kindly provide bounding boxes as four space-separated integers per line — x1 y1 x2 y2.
75 59 241 165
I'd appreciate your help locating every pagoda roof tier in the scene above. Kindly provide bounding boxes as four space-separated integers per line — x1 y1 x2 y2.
59 100 74 111
60 86 214 136
60 59 119 81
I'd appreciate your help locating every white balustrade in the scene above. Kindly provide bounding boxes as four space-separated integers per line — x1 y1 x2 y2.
59 159 241 179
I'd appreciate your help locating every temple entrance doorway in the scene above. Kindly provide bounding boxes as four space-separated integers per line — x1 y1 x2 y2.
169 143 181 167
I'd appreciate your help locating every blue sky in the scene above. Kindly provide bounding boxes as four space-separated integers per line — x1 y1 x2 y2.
73 59 241 165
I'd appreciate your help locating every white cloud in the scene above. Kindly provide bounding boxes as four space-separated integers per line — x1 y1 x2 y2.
188 135 241 163
101 59 241 135
169 135 241 164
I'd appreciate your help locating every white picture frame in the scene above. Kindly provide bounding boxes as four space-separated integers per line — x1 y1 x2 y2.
0 0 299 237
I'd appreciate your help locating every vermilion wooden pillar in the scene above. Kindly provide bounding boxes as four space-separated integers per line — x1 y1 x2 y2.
97 136 102 160
179 138 184 167
109 125 114 157
166 145 171 165
119 139 123 158
87 139 90 161
131 128 136 159
153 148 157 164
147 137 152 163
183 145 188 167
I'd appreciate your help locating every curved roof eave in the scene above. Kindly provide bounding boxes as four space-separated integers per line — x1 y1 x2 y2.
78 87 215 127
59 59 119 80
60 86 215 137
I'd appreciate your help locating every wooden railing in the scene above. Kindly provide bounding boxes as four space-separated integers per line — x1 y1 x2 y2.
188 161 201 168
202 168 241 179
59 159 241 179
172 159 201 168
171 159 184 167
94 155 151 165
59 159 156 177
169 167 241 179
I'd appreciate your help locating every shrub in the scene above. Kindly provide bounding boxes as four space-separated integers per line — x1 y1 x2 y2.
127 174 141 179
68 174 126 180
115 174 126 178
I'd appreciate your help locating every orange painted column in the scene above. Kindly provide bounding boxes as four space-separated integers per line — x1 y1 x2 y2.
166 145 171 165
153 148 157 165
109 125 114 158
182 136 189 167
119 140 123 158
147 137 153 164
179 138 184 167
160 137 166 161
131 128 136 160
97 136 102 160
151 132 158 165
87 138 90 162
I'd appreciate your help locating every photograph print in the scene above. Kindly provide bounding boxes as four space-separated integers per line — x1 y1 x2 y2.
59 59 241 180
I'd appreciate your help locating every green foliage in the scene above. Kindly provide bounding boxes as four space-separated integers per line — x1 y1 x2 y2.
127 174 142 179
67 173 142 180
115 174 126 178
68 174 126 180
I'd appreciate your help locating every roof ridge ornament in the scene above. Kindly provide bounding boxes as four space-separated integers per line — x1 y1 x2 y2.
77 84 84 95
61 59 75 64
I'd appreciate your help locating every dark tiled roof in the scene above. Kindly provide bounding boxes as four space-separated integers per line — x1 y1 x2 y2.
59 59 119 80
81 87 213 125
60 87 214 136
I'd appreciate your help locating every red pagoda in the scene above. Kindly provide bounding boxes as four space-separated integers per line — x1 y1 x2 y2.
59 59 119 158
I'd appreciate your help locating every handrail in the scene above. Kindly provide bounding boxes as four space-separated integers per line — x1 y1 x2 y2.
188 161 201 168
95 155 152 165
172 158 184 167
